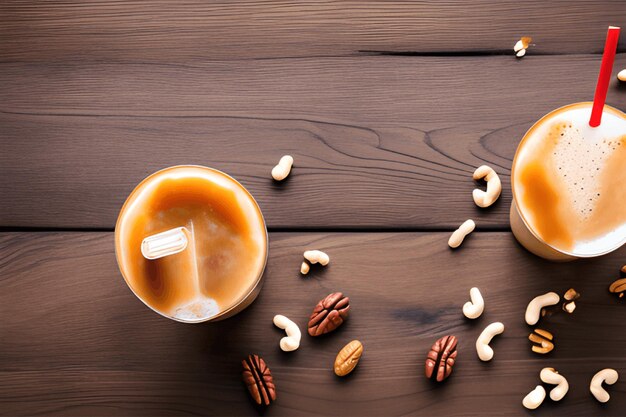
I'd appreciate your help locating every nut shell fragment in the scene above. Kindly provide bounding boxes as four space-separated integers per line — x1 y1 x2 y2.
529 328 554 354
609 278 626 298
564 288 580 301
514 37 533 58
334 340 363 376
563 301 576 313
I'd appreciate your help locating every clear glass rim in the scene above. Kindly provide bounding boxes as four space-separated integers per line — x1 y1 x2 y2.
114 165 269 323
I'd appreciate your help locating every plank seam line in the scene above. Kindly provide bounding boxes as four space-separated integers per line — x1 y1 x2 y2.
0 50 620 65
358 50 608 57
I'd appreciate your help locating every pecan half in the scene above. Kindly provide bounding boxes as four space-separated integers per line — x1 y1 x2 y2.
242 354 276 406
424 335 458 382
609 278 626 298
307 292 350 336
529 328 554 354
334 340 363 376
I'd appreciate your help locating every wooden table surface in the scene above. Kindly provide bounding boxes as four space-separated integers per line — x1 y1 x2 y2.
1 2 626 416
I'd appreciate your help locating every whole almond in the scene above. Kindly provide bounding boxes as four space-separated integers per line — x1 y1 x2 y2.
334 340 363 377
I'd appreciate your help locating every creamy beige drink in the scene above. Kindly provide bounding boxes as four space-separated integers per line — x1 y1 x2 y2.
511 102 626 260
115 166 267 322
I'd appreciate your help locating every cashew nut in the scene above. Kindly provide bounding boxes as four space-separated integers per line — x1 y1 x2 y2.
476 322 504 361
525 292 560 325
300 250 329 275
522 385 546 410
448 219 475 248
462 287 484 319
472 165 502 208
273 314 301 352
303 250 330 266
618 69 626 82
271 155 294 181
590 368 619 403
540 367 569 401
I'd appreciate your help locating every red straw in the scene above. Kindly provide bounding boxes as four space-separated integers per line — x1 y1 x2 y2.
589 26 620 127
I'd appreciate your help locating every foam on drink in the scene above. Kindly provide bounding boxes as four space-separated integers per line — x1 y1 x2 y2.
115 166 267 321
513 103 626 256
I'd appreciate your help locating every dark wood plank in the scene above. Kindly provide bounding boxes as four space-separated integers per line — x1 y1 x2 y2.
1 231 625 416
2 55 626 228
1 1 625 61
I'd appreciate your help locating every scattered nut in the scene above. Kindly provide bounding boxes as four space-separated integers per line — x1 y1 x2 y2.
618 69 626 82
242 354 276 406
301 250 329 275
540 367 569 401
562 288 579 312
522 385 546 410
529 328 554 354
525 292 560 325
563 301 576 313
590 368 619 403
609 278 626 298
621 264 626 275
564 288 580 301
462 287 484 319
514 36 532 59
273 314 301 352
303 250 330 266
425 335 458 382
448 219 475 248
334 340 363 377
271 155 294 181
308 292 350 336
476 322 504 362
472 165 502 208
514 37 532 52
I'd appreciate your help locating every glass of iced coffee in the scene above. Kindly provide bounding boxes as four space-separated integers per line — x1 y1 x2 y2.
115 166 268 322
510 26 625 261
510 102 626 260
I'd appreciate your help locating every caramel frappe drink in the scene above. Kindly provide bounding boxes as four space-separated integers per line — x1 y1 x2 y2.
511 103 626 260
115 166 267 322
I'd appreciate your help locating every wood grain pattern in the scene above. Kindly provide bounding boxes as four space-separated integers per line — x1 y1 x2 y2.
1 1 625 61
2 55 626 229
1 232 625 416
